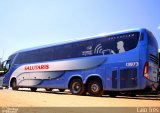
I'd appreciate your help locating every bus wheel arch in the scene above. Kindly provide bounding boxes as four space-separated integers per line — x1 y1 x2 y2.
10 77 19 90
86 76 103 97
68 76 86 95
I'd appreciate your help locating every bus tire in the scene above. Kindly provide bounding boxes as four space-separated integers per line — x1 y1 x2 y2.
58 89 65 92
11 79 19 90
30 88 37 92
69 78 86 95
45 88 53 91
87 79 103 97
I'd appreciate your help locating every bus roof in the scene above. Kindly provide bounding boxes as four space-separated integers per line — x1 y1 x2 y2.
14 28 147 54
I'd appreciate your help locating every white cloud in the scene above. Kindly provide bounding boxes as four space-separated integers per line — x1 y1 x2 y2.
158 25 160 30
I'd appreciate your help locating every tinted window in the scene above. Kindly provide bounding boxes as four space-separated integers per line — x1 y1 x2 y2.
14 47 55 64
14 32 139 64
81 32 139 56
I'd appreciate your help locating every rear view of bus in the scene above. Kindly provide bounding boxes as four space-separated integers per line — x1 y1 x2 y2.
143 30 159 91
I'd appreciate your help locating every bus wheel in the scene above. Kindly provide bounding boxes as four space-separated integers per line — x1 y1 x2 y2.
87 79 103 97
30 88 37 92
58 89 65 92
69 78 85 95
45 88 53 91
11 79 19 90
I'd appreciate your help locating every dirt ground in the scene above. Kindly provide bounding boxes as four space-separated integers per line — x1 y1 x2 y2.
0 89 160 113
0 88 159 107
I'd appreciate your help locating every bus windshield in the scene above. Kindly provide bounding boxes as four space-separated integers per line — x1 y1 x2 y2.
2 54 16 73
2 60 11 73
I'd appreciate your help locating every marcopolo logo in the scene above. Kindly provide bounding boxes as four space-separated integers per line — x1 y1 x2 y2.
24 64 49 71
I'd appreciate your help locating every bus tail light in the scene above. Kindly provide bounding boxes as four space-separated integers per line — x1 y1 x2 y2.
144 62 149 79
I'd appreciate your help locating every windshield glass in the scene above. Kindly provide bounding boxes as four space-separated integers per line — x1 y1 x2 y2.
6 60 11 70
3 53 16 72
2 60 11 73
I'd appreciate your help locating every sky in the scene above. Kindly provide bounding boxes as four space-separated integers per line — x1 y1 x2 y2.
0 0 160 60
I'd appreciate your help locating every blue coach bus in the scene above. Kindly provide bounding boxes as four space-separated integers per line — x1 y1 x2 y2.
2 28 159 96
